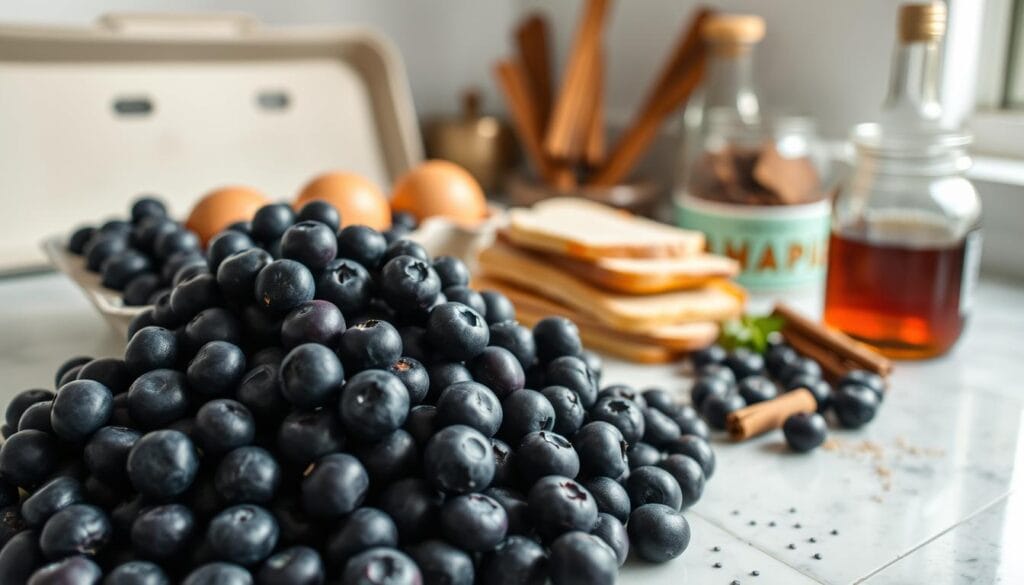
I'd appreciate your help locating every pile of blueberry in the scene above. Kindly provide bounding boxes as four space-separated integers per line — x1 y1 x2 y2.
1 206 715 584
690 344 887 452
65 196 418 307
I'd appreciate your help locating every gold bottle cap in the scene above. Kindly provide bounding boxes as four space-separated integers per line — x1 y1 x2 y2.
702 14 766 46
899 2 946 42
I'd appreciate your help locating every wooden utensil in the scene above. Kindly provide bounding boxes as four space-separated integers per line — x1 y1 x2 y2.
584 46 606 167
515 13 554 136
589 7 713 186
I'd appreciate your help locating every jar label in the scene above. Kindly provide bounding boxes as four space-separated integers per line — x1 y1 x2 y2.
675 195 831 291
960 230 982 315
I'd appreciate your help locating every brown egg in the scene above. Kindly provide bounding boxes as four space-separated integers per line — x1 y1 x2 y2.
391 160 488 226
295 172 391 230
186 185 270 245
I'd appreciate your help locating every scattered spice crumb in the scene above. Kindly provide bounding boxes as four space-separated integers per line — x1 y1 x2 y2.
813 553 823 560
831 529 839 535
732 510 740 516
712 546 721 552
793 523 802 529
713 561 722 568
768 521 776 527
808 537 817 543
789 507 797 513
731 581 741 585
787 543 796 550
748 520 757 526
751 570 761 576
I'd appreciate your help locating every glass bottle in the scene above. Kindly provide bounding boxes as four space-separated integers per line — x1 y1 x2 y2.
824 3 982 359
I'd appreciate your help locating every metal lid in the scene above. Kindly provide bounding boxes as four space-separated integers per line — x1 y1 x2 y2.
702 14 766 45
898 3 947 43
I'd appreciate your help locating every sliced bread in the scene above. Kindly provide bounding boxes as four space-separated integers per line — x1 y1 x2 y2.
547 251 740 294
505 197 705 259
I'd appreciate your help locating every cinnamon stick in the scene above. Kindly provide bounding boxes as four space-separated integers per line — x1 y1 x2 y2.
515 14 554 136
772 303 892 376
727 388 817 441
494 60 562 187
583 46 606 167
783 330 852 381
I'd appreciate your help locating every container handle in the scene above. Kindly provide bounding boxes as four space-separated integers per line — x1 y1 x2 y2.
97 12 258 38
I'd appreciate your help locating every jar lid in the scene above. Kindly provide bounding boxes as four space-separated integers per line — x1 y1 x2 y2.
702 14 766 45
853 122 970 154
899 3 946 43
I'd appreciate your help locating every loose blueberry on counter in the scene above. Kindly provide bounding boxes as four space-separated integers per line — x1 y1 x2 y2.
434 381 502 437
215 446 282 505
432 256 471 289
697 362 737 387
377 478 442 544
387 357 429 405
301 454 369 518
545 356 598 409
297 200 340 231
21 476 84 528
839 369 886 400
589 396 646 446
690 344 727 370
39 503 112 559
658 454 706 509
325 507 398 571
627 503 691 562
572 422 628 479
255 545 324 585
281 221 337 271
105 560 170 585
423 425 495 494
406 540 474 585
517 431 581 485
627 441 663 470
0 430 59 488
527 476 598 541
488 321 539 369
591 513 629 566
701 392 746 430
279 343 344 408
131 504 195 560
50 379 113 442
583 477 631 524
341 547 421 585
787 375 833 411
665 435 716 479
548 531 617 585
338 370 409 442
479 535 547 585
779 357 823 387
182 562 253 585
27 555 103 585
500 389 555 442
126 430 199 499
480 290 517 325
832 384 881 429
738 375 779 404
625 466 684 511
194 399 256 456
533 317 583 362
783 412 828 452
251 203 297 244
254 260 316 313
724 348 766 379
766 344 800 376
440 493 509 552
336 225 387 270
642 407 683 447
127 369 189 429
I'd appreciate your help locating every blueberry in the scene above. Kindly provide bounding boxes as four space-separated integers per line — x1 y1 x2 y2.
440 493 508 551
161 250 205 284
382 239 429 264
724 348 765 379
0 430 59 488
184 307 243 349
301 453 368 518
338 370 409 441
127 369 189 429
517 430 582 487
468 347 524 400
101 250 152 290
353 429 418 487
28 556 102 585
17 400 53 433
215 446 282 505
406 540 474 585
50 379 113 442
276 409 344 467
0 529 46 583
488 321 538 369
657 454 706 508
435 381 502 437
697 363 737 387
85 234 128 271
379 477 443 544
131 197 168 222
675 411 710 440
479 535 547 585
39 504 111 559
603 385 649 410
339 320 403 372
625 466 683 511
279 343 344 408
738 375 779 404
788 375 833 411
664 435 716 478
627 503 691 562
839 370 886 400
779 357 822 387
54 357 91 389
123 273 163 306
341 548 420 585
500 389 555 442
548 531 616 585
783 412 828 452
67 225 96 255
127 430 199 499
21 476 82 527
572 422 627 479
425 362 472 403
690 376 731 410
255 260 316 313
6 389 54 428
380 255 441 314
151 291 183 328
386 357 429 405
252 203 296 243
194 399 255 456
77 358 132 395
154 228 200 260
105 560 170 585
533 317 582 362
427 302 489 361
479 290 516 324
404 405 437 446
397 325 430 363
589 396 645 446
126 310 157 341
296 200 340 231
766 344 800 376
173 263 212 289
582 477 631 524
627 442 663 470
443 285 487 316
642 407 682 447
591 513 628 565
241 304 284 347
281 300 345 349
832 384 880 429
336 226 387 270
316 259 372 316
690 344 727 370
182 562 252 585
281 221 337 271
391 211 417 230
423 425 495 494
527 476 597 541
541 385 585 437
207 505 278 566
256 545 324 585
700 392 746 430
131 504 195 560
217 248 273 300
208 231 255 272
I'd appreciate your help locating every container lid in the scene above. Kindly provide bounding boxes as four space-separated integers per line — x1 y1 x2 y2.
701 14 766 45
0 13 423 271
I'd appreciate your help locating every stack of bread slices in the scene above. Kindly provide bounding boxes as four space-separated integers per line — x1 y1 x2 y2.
476 198 745 363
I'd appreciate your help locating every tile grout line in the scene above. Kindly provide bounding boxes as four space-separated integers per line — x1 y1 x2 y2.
691 509 830 585
848 491 1013 584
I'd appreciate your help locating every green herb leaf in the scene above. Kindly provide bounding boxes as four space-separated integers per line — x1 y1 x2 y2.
717 314 786 354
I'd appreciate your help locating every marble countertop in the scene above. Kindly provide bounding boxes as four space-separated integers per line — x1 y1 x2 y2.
1 272 1022 584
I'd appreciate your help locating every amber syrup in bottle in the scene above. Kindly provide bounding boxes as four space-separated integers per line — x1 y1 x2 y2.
824 215 981 359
